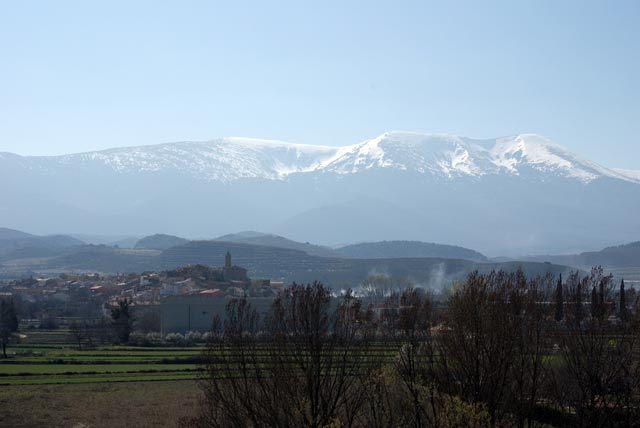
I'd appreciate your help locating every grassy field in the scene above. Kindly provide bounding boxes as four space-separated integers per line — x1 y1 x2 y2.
0 344 205 385
0 331 401 427
0 380 200 428
0 329 205 381
0 332 205 427
2 335 401 380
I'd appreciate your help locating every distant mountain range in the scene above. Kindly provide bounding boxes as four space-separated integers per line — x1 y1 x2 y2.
0 227 84 261
1 131 639 254
0 227 572 287
133 231 486 260
0 227 492 265
1 227 639 284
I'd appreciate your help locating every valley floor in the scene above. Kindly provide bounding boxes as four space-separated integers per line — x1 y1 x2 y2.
0 380 199 428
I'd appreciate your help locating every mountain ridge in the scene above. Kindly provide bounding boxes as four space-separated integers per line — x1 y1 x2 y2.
3 132 638 184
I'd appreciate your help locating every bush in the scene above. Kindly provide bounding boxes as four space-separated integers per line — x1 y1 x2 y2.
127 331 151 347
185 331 203 343
165 333 185 346
145 332 162 343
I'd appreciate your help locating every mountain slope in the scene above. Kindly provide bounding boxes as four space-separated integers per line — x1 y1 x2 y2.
613 168 640 182
4 137 339 183
0 227 35 240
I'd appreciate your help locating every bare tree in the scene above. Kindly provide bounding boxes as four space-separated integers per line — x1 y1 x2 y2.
390 288 439 428
185 268 640 428
507 272 553 428
439 270 528 427
551 267 640 428
188 282 371 428
69 320 86 350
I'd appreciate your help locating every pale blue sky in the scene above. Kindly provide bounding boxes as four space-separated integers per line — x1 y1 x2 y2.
1 0 638 168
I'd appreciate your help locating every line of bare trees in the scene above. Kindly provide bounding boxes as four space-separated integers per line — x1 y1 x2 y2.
183 268 640 428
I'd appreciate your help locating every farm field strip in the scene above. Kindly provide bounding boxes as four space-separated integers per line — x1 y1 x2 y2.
0 343 207 385
1 340 403 385
0 371 201 385
0 363 198 375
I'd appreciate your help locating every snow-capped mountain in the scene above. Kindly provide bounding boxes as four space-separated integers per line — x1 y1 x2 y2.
17 138 339 183
6 132 637 184
316 132 637 183
1 132 639 255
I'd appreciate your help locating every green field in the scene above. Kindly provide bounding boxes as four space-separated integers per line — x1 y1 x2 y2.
1 333 401 385
0 331 206 427
0 337 206 385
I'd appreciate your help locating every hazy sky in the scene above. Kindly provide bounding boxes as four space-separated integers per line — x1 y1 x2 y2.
1 1 639 168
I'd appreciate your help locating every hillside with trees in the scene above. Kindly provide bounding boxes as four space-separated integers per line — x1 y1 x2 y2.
214 232 337 258
134 234 189 250
335 240 487 261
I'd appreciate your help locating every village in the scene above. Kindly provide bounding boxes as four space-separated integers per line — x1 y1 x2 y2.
0 252 284 335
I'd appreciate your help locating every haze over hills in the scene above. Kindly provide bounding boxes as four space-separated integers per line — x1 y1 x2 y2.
2 132 639 255
0 227 35 240
0 227 493 265
157 240 570 288
0 230 573 288
134 234 189 250
335 240 487 262
2 226 639 283
213 231 338 258
520 241 640 269
0 227 85 260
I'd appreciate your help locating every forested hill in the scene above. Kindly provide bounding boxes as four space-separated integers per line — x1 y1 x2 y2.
0 228 84 260
213 232 337 257
134 234 189 250
335 240 487 262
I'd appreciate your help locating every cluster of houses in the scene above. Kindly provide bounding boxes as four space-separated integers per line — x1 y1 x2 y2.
0 252 284 333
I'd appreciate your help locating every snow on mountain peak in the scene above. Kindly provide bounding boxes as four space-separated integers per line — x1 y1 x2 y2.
10 132 638 184
489 133 633 182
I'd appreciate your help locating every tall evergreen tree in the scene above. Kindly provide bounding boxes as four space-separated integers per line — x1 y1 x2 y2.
598 280 605 320
111 299 133 344
575 280 583 323
0 299 19 358
554 274 564 322
620 279 627 322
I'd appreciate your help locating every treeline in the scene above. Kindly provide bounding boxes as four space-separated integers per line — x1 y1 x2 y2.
183 267 640 428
